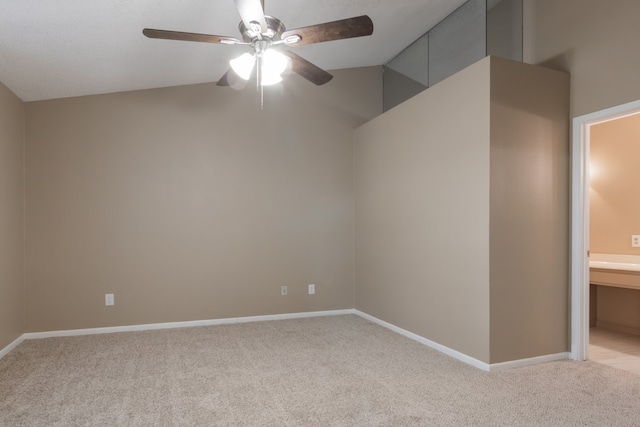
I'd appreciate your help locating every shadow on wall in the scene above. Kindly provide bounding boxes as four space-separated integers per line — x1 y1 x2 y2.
538 51 574 74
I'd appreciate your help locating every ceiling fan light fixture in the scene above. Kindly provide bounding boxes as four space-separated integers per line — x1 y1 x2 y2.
260 73 283 86
230 52 255 80
143 1 374 89
263 49 288 74
260 49 289 86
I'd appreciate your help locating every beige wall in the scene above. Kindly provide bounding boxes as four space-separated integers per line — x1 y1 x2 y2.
355 57 569 364
489 58 570 363
355 58 492 362
6 0 633 359
523 0 640 117
25 67 382 332
590 114 640 255
0 82 25 349
523 0 640 352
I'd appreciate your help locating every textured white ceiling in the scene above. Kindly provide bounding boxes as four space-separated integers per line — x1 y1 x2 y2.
0 0 466 101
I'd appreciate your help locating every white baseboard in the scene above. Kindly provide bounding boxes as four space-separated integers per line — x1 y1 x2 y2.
21 309 356 340
353 310 491 371
4 308 570 371
353 310 570 371
0 334 25 360
232 309 356 323
488 352 571 372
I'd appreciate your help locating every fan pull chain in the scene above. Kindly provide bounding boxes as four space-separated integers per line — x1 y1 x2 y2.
257 54 264 110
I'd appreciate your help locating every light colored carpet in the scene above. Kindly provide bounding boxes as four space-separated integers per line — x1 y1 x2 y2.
2 314 640 426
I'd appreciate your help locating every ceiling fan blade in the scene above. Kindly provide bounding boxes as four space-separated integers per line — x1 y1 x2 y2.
234 0 268 33
216 69 248 89
281 15 373 46
282 51 333 86
143 28 242 45
216 70 233 87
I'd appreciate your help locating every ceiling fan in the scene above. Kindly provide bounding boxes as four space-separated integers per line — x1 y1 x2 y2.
143 0 374 88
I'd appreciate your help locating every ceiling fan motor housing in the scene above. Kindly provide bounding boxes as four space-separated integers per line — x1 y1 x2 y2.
239 16 286 43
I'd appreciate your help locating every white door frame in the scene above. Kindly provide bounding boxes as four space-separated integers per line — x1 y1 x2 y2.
571 99 640 360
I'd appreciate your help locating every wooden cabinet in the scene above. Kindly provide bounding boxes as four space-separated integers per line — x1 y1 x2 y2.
590 268 640 334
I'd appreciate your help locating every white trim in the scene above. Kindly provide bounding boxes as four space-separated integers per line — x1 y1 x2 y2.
5 308 569 371
0 334 25 360
571 117 590 361
354 310 491 371
232 309 356 324
355 310 570 371
22 309 356 340
489 352 570 372
570 99 640 361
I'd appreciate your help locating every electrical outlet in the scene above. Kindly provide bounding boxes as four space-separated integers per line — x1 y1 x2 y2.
308 284 315 295
105 293 114 306
281 286 288 296
632 235 640 248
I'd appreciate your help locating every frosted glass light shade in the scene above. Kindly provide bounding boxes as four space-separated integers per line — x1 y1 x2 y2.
229 49 289 85
260 73 283 86
230 53 255 80
263 50 288 75
261 50 289 86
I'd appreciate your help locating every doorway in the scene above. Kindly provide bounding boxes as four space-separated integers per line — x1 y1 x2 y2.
571 98 640 362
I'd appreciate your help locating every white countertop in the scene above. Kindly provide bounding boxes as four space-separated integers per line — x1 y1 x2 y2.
589 253 640 272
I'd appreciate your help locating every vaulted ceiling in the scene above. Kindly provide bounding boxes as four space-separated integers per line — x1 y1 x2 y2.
0 0 466 101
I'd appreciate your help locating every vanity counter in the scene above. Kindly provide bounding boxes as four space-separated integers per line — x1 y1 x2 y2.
590 254 640 290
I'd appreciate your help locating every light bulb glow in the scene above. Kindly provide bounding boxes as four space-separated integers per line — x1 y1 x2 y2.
260 73 283 86
260 50 289 86
263 50 288 75
229 49 289 86
229 53 255 80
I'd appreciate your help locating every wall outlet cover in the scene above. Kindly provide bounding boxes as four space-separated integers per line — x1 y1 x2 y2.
105 293 114 306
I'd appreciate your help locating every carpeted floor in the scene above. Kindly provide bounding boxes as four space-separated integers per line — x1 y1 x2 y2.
2 314 640 426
